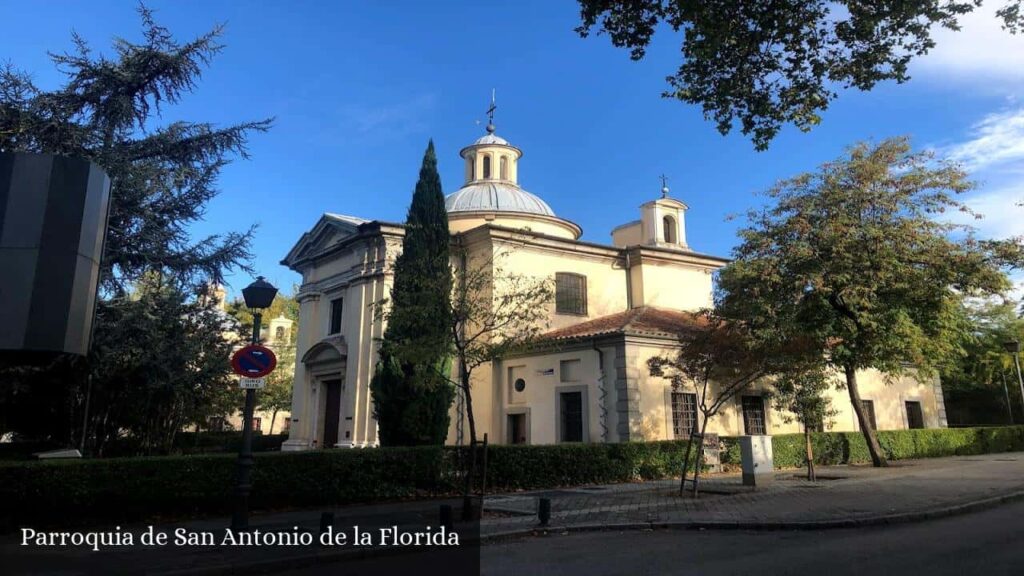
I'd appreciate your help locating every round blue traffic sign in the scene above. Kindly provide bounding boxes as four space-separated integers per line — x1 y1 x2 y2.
231 344 277 378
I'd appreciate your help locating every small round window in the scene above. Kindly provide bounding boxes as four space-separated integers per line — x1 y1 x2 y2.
514 378 526 393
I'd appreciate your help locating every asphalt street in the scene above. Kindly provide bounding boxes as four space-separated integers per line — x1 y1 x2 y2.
278 499 1024 575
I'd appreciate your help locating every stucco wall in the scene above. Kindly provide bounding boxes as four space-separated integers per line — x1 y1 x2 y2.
636 342 946 440
634 260 714 311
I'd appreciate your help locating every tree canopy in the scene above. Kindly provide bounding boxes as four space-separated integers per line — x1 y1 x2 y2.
371 141 455 446
0 6 269 452
941 300 1024 425
0 5 269 294
576 1 1024 149
716 136 1020 466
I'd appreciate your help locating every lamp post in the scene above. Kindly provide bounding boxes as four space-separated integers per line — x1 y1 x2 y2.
232 276 278 531
1004 340 1024 423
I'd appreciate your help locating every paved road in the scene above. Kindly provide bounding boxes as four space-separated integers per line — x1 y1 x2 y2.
278 500 1024 575
480 500 1024 576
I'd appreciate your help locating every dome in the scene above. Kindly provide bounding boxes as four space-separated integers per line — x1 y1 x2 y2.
445 182 555 216
472 133 509 146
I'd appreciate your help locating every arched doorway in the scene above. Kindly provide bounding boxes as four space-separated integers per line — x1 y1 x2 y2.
302 339 347 448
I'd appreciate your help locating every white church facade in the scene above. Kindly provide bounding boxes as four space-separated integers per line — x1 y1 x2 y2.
280 123 947 451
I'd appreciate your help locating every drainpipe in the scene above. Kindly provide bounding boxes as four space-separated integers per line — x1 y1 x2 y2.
624 250 633 310
593 340 608 443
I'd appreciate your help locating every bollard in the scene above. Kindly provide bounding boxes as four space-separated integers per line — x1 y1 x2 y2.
439 504 453 529
319 512 335 535
537 497 551 526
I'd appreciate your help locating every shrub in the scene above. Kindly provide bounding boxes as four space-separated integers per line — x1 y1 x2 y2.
719 426 1024 468
4 426 1023 529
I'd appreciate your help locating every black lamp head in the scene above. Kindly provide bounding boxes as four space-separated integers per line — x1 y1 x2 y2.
1003 340 1021 354
242 276 278 310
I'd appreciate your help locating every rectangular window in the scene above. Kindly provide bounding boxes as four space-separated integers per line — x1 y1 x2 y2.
251 417 262 432
329 298 343 334
905 401 924 429
741 396 767 436
559 392 584 442
671 392 698 438
560 359 582 382
555 273 587 315
861 400 878 431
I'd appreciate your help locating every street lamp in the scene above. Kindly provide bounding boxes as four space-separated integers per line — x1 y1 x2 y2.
1003 340 1024 423
232 276 277 531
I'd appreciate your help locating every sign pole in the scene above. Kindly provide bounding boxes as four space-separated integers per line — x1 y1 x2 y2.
232 311 262 531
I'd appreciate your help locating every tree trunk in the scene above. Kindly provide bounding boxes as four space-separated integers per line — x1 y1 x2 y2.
691 415 710 498
677 434 695 496
845 364 887 467
460 362 479 520
804 424 816 482
270 408 279 435
461 365 477 445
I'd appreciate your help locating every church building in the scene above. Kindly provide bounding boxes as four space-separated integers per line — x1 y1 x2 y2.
280 119 947 450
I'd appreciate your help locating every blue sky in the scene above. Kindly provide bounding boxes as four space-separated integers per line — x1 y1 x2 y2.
4 1 1023 297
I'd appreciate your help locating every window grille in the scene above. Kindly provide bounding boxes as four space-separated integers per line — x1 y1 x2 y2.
555 273 587 315
671 392 697 438
742 395 767 435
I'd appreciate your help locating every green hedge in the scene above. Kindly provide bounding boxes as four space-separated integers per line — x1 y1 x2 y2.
719 426 1024 469
5 427 1024 529
485 440 691 491
0 446 453 529
0 433 289 460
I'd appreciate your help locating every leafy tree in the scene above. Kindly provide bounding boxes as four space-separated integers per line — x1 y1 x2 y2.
371 141 455 446
717 137 1018 467
941 300 1024 425
260 343 295 434
575 1 1024 150
1 274 241 455
0 6 269 448
648 311 772 496
225 291 300 344
771 366 836 481
0 5 269 293
87 275 240 454
447 244 554 446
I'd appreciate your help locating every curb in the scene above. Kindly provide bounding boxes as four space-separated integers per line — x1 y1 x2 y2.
480 489 1024 542
155 489 1024 575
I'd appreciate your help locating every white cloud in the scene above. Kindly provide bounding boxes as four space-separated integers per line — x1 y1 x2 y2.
956 184 1024 239
915 3 1024 86
340 93 437 139
943 108 1024 172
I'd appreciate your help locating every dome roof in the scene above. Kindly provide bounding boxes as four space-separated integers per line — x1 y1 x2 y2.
472 133 509 146
445 182 555 216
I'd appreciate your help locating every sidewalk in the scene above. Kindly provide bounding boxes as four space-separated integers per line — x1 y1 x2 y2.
4 452 1023 575
480 452 1024 537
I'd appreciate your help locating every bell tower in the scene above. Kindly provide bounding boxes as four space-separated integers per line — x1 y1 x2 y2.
611 176 689 249
460 90 522 185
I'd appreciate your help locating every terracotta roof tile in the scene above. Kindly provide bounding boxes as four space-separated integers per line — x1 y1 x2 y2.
542 306 704 341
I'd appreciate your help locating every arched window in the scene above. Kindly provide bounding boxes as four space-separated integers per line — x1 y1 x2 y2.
500 156 508 180
663 215 677 244
275 326 286 343
483 155 491 179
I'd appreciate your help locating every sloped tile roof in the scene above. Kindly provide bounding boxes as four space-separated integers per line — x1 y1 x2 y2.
543 306 705 341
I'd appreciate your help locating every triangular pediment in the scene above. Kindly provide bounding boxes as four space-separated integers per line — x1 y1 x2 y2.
282 213 370 268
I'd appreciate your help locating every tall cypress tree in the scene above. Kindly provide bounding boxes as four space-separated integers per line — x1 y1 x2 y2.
371 141 454 446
